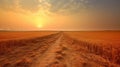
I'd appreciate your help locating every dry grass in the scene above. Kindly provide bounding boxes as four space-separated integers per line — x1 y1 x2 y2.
65 31 120 66
0 32 57 55
0 31 56 41
65 31 120 41
0 32 60 67
74 40 120 66
14 58 32 67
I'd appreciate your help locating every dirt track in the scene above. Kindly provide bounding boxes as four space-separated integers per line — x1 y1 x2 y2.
31 33 110 67
0 32 119 67
32 33 63 67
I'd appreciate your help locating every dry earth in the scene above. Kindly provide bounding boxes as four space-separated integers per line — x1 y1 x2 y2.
0 32 120 67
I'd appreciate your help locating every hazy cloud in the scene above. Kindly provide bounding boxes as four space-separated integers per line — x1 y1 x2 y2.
0 0 120 14
47 0 88 13
45 0 120 14
19 0 40 11
0 0 16 10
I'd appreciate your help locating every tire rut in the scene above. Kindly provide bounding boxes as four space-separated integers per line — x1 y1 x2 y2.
32 33 67 67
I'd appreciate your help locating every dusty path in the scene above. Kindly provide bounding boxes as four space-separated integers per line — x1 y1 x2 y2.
31 33 108 67
32 33 65 67
30 33 118 67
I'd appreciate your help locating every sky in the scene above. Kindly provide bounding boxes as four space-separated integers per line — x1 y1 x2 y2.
0 0 120 31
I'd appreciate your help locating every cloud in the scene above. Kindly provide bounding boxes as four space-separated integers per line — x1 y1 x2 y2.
0 0 16 10
0 0 41 12
0 0 120 14
18 0 40 11
47 0 88 14
45 0 120 14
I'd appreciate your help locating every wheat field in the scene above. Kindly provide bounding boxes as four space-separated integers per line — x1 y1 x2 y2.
0 31 120 67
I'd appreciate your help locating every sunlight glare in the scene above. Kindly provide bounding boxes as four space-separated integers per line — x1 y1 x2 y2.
37 24 43 28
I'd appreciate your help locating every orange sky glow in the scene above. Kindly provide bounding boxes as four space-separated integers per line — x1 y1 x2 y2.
0 0 120 31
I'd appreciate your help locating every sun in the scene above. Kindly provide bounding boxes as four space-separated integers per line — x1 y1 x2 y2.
37 24 43 28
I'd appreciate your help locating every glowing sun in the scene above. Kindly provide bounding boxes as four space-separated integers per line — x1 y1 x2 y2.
37 24 43 28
